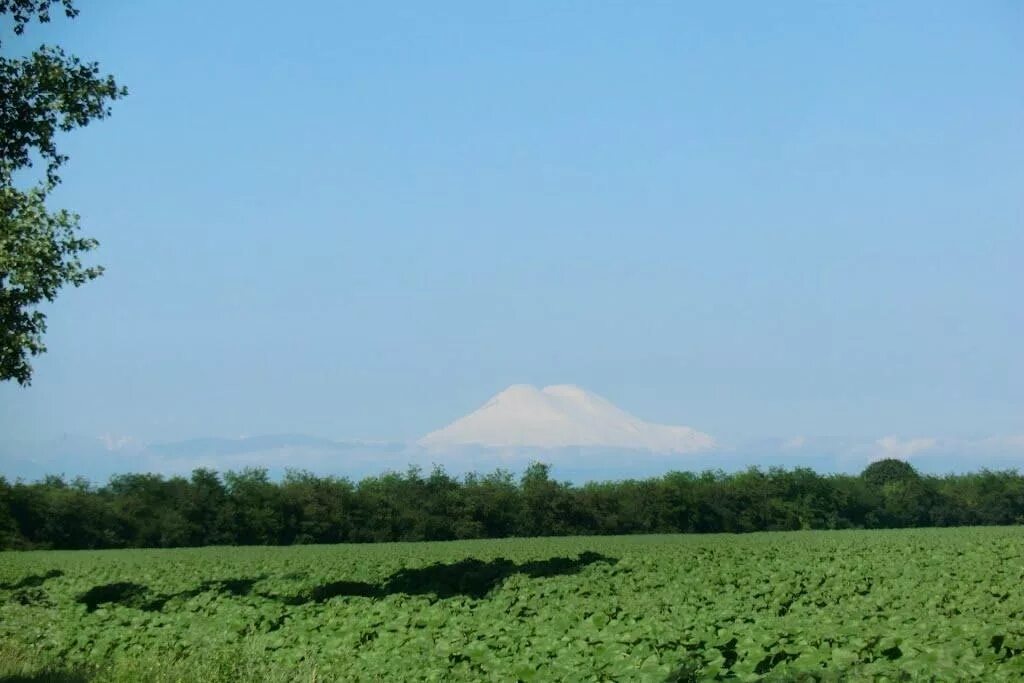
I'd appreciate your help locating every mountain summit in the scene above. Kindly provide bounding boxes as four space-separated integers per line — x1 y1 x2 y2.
419 384 714 453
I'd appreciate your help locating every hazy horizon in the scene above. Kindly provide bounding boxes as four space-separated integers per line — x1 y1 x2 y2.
4 382 1024 483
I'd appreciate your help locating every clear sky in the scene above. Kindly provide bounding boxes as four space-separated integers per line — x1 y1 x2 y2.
1 1 1021 453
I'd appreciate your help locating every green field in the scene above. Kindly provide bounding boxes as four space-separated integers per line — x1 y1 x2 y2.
2 528 1023 681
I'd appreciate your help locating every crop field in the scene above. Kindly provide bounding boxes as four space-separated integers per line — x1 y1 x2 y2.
2 528 1023 681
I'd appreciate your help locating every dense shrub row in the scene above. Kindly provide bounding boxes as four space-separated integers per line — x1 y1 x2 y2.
2 459 1022 549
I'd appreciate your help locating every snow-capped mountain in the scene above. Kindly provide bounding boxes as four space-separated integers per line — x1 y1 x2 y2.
418 384 715 453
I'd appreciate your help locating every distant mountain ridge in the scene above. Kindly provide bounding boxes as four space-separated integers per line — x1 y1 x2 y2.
148 434 401 458
419 384 715 453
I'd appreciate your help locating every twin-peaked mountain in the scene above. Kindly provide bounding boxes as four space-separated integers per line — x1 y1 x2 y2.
418 384 714 453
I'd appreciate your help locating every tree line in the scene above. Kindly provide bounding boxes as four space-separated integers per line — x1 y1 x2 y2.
1 459 1022 550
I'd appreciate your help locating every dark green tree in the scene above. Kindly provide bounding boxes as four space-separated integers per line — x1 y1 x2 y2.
1 0 126 384
463 469 521 538
223 468 284 545
280 469 354 544
0 477 21 548
861 458 920 488
184 468 229 545
107 473 189 547
519 462 579 536
858 459 941 528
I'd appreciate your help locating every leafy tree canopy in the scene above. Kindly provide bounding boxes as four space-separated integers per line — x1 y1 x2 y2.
862 458 920 488
1 0 126 384
4 463 1024 550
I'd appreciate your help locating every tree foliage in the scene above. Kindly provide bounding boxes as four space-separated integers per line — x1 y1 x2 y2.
862 458 919 488
1 0 126 384
2 461 1023 550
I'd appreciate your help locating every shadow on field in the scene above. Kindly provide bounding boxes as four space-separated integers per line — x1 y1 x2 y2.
0 570 64 590
77 576 264 612
74 552 616 611
274 551 617 602
1 571 65 609
0 672 91 683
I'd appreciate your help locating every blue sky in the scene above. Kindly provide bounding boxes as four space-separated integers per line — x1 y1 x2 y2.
1 1 1022 468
